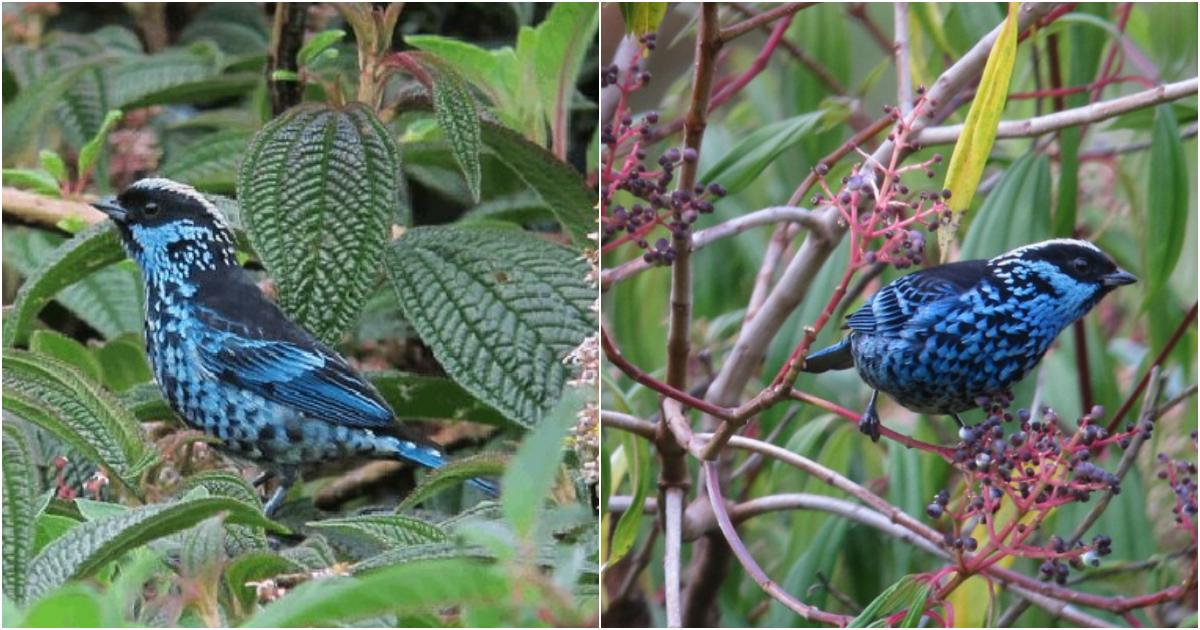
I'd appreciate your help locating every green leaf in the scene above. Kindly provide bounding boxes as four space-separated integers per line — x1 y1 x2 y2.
699 111 831 196
25 496 281 602
385 226 595 427
1 349 157 492
3 424 38 604
309 514 449 548
38 150 68 183
502 388 581 540
92 335 153 393
179 3 269 57
1 169 61 197
3 222 134 348
848 575 934 627
225 552 304 611
2 61 97 159
179 471 269 556
532 4 598 159
17 583 113 628
602 427 649 571
105 44 224 109
77 109 122 178
1144 104 1188 304
619 3 668 36
480 121 593 248
243 559 507 627
425 56 483 203
396 454 507 512
298 30 346 66
959 152 1052 259
29 330 103 384
938 2 1019 258
160 129 252 194
238 103 400 344
369 372 510 427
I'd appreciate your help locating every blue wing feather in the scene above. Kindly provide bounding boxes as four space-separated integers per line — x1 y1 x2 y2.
845 260 988 336
193 304 397 429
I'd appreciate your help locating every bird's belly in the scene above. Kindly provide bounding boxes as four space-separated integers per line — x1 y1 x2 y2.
850 327 1050 414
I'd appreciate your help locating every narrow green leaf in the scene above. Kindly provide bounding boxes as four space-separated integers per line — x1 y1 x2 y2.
309 514 448 548
38 151 67 183
238 103 400 344
619 3 667 35
77 109 122 178
3 222 131 348
385 226 595 427
396 454 507 512
938 2 1019 258
1144 104 1188 304
959 152 1052 259
25 497 280 602
17 583 112 628
2 424 38 604
243 559 507 627
425 56 482 202
1 169 61 197
502 389 581 539
298 29 346 66
848 575 934 627
603 427 649 571
699 111 831 196
1 349 157 492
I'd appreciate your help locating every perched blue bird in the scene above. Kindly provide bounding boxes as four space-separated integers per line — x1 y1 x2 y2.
803 239 1137 441
93 178 495 514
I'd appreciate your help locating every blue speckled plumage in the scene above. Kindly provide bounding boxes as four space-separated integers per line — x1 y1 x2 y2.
94 178 494 513
804 239 1137 441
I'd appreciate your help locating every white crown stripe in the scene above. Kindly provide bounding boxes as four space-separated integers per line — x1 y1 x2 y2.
989 238 1102 267
130 177 231 230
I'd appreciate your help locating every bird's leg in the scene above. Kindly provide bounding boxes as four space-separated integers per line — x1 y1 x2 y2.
950 413 966 429
262 466 297 517
859 390 882 442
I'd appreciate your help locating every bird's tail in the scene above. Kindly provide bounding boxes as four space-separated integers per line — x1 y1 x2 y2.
392 439 500 498
802 337 855 373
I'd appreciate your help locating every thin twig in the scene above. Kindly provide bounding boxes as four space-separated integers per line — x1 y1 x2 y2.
913 78 1199 146
267 2 309 116
718 2 813 43
601 206 818 290
1 187 104 227
1107 301 1198 433
663 486 685 627
729 3 846 94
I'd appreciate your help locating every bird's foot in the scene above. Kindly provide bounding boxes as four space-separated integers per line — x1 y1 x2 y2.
859 390 882 442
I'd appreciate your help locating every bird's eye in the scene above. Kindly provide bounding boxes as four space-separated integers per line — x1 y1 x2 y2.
1073 257 1090 273
144 202 160 216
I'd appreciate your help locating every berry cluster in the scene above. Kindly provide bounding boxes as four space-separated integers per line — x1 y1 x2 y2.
921 405 1149 583
601 32 655 89
600 34 728 265
1156 436 1198 535
810 93 954 270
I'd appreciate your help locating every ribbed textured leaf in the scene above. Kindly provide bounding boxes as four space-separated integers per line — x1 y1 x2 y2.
426 56 482 202
239 103 400 344
244 559 507 627
309 514 449 548
25 497 279 602
386 226 595 427
160 129 252 193
2 424 38 604
2 62 96 158
180 471 268 556
3 223 136 347
349 544 497 575
105 44 220 108
1 349 156 492
225 552 304 611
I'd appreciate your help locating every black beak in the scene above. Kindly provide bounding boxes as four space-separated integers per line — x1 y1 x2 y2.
91 198 128 224
1102 268 1138 287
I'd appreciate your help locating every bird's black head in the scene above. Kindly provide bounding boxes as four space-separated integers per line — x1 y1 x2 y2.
92 178 237 274
989 239 1137 321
